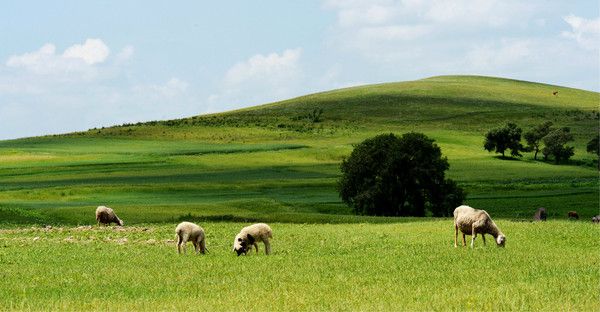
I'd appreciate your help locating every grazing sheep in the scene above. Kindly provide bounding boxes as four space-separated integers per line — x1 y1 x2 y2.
567 211 579 220
233 223 273 256
453 205 506 248
533 207 547 221
175 222 206 255
592 215 600 223
95 206 124 226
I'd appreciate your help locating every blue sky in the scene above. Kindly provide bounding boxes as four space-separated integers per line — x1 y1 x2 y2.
1 1 598 140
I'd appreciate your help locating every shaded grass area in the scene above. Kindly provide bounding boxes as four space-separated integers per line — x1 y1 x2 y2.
0 221 597 311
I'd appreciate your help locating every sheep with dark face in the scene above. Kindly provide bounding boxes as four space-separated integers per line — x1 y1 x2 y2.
592 215 600 223
95 206 123 226
533 207 547 221
175 222 206 255
233 223 272 256
454 205 506 248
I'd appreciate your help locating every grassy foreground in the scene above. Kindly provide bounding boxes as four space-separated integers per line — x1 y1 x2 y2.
0 221 597 311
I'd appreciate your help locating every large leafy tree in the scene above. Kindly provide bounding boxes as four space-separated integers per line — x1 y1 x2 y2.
524 121 553 160
484 122 524 158
542 127 575 164
338 133 465 217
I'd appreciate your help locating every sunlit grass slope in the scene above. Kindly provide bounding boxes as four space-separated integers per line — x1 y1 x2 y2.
0 75 597 224
0 221 597 311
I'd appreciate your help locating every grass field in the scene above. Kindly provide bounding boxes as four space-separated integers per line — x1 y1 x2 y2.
0 75 598 310
1 221 597 311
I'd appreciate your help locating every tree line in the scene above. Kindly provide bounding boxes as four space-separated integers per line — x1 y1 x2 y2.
484 121 599 164
338 127 598 218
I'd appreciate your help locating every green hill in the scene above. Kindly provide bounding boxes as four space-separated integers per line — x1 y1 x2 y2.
0 75 598 224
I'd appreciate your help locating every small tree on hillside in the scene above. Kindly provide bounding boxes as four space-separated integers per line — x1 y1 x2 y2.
542 127 574 163
587 134 599 168
524 121 553 160
484 122 524 158
587 134 599 156
339 132 465 217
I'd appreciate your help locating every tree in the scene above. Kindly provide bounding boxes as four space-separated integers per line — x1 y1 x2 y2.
338 133 465 217
524 121 553 160
587 134 599 156
542 127 574 164
587 134 599 169
484 122 524 158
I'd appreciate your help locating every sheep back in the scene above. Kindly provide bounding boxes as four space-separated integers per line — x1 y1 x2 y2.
95 206 123 226
233 223 272 252
175 222 205 242
453 205 492 235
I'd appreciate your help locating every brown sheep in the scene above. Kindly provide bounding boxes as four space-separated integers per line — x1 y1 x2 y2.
567 211 579 220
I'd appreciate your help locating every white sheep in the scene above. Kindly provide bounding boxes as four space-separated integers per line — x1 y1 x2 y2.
175 222 206 254
95 206 124 226
453 205 506 248
233 223 273 256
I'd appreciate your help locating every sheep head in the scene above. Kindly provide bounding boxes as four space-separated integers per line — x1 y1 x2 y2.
496 234 506 247
233 233 255 256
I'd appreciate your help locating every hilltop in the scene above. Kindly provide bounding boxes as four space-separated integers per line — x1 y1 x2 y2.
0 75 597 224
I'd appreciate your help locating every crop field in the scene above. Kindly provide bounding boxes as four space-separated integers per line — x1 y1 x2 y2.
0 76 598 310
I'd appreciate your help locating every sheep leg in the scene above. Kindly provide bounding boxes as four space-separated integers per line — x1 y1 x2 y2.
254 243 259 254
199 239 206 254
481 234 486 246
462 233 466 247
454 224 458 247
180 234 189 254
470 225 477 248
264 239 271 255
193 241 199 254
177 235 183 254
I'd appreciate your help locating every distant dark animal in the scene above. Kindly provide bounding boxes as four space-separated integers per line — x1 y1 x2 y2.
552 91 558 96
567 211 579 220
592 215 600 223
533 207 547 221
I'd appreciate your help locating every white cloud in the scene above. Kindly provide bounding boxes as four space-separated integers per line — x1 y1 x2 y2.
358 25 431 41
62 38 110 64
207 48 305 112
5 39 111 78
116 45 135 62
466 39 534 70
321 0 598 90
224 48 302 86
6 43 56 68
562 14 600 50
133 77 189 98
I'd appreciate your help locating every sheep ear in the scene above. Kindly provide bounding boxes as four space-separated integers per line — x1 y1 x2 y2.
246 234 255 244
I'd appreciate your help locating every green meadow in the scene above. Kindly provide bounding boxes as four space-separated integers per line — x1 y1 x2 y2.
0 75 598 310
1 221 598 311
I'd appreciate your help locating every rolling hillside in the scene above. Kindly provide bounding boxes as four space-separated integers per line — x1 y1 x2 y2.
0 75 598 224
